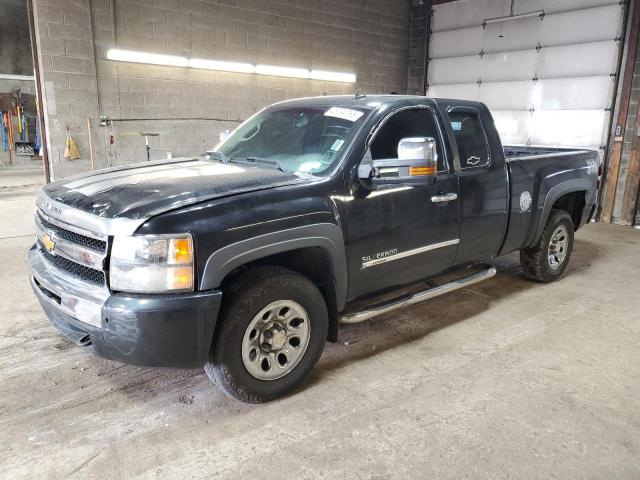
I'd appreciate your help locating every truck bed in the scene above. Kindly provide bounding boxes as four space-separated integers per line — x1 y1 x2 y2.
504 145 591 160
499 146 599 256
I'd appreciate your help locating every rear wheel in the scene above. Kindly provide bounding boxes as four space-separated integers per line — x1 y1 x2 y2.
520 209 574 282
205 266 328 403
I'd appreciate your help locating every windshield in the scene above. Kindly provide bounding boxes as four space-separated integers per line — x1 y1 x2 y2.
213 105 370 176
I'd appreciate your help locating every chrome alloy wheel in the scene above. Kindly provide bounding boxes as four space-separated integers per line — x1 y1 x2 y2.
548 225 569 270
241 300 311 380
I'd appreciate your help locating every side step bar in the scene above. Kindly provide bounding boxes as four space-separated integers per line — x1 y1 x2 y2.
340 266 497 324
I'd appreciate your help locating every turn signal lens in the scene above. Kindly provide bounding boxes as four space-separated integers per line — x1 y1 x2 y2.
171 238 193 264
167 266 194 291
409 166 435 176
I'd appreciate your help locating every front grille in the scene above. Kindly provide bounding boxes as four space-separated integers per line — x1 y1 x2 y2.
37 212 106 252
40 247 106 286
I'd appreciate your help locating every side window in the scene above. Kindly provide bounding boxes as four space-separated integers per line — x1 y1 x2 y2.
448 110 490 169
369 108 447 172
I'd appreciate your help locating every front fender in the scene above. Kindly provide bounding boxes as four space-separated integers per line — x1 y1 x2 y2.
199 223 348 310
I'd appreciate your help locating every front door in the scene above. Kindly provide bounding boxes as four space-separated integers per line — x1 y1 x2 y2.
345 107 461 300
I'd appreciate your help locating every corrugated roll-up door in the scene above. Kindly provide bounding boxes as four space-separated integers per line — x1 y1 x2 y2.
427 0 625 156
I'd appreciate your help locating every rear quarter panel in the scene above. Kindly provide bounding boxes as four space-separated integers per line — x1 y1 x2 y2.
499 150 598 255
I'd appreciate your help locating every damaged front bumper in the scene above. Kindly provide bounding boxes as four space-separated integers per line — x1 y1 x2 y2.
28 245 222 368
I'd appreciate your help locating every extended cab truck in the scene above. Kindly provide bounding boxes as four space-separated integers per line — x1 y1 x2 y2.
28 95 599 402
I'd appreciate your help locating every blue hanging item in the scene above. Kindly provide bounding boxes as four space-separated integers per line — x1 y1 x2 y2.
34 114 41 153
1 112 8 152
20 109 28 142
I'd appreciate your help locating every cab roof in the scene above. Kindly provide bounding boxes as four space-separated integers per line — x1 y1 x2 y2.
272 94 484 111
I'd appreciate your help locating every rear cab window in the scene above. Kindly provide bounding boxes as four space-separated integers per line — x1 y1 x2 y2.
448 110 490 169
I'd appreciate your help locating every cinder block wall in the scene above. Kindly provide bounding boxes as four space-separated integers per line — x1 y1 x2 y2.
0 0 34 76
0 79 36 98
32 0 411 179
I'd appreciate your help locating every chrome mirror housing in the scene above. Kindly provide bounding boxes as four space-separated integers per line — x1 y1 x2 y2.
358 137 437 187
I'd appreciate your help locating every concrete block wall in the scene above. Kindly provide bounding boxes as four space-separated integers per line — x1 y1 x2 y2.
33 0 99 178
0 0 34 77
0 78 36 96
406 2 428 96
33 0 412 179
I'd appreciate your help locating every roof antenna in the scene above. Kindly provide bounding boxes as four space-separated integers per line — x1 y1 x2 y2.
354 88 366 100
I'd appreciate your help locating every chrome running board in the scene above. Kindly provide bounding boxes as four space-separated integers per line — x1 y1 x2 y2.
340 266 497 324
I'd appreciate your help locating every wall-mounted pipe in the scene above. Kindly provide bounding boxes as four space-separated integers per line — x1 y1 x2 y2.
98 117 242 126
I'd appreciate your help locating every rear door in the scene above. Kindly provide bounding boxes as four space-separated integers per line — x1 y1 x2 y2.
445 106 508 264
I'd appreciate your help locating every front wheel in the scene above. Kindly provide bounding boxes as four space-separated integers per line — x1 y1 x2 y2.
205 266 328 403
520 209 575 282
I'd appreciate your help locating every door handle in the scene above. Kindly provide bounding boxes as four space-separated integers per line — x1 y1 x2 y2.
466 156 481 166
431 193 458 203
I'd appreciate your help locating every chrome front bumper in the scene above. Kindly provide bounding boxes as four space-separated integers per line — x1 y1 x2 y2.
28 246 108 329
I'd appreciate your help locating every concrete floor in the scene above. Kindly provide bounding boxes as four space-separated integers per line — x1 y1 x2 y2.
0 167 45 187
0 168 44 239
1 191 639 479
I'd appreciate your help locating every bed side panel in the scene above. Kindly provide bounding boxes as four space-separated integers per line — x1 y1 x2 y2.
499 151 598 255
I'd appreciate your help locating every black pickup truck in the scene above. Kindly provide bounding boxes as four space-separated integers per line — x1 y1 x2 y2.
29 95 599 402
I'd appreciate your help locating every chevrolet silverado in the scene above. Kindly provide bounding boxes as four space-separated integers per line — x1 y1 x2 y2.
29 95 599 402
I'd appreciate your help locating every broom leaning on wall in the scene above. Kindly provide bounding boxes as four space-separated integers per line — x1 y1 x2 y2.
63 126 80 160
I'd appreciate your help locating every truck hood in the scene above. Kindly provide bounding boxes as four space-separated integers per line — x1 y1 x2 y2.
42 158 310 220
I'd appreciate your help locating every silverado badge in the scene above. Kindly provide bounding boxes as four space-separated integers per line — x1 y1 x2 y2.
42 233 56 253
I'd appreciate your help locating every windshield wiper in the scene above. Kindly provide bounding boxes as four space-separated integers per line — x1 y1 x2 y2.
231 156 286 172
206 150 229 163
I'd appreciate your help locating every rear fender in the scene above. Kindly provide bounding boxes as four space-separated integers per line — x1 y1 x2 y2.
528 178 595 248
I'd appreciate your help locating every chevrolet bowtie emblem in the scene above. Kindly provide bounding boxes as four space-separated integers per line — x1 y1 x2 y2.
42 233 56 253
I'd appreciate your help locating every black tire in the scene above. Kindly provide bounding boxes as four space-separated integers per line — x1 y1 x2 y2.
520 209 575 283
205 266 328 403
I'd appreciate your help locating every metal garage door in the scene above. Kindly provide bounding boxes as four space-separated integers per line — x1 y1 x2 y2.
427 0 625 155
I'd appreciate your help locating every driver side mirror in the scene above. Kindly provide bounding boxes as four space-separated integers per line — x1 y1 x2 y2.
358 137 437 187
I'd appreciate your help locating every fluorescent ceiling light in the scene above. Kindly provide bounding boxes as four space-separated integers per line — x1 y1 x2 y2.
0 73 35 81
483 10 544 26
106 49 356 83
255 65 310 79
189 58 254 74
106 49 188 67
310 70 356 83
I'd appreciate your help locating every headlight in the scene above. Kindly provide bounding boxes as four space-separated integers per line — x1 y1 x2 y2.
110 234 194 293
